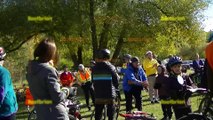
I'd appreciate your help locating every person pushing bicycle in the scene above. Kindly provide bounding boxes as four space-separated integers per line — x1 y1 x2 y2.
92 49 120 120
166 56 195 119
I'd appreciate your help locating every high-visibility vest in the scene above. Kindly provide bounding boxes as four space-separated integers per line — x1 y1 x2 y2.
77 69 91 83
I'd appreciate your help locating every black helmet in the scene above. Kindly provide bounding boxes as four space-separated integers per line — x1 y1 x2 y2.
98 49 111 59
131 57 140 63
124 54 132 60
0 47 6 61
167 56 182 67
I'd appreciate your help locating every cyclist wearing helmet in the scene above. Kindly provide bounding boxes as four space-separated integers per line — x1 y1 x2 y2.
0 47 18 120
123 57 148 113
92 49 120 120
167 56 194 119
121 54 132 74
205 31 213 92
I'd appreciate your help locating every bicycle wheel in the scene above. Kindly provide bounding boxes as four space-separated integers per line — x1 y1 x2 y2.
178 113 209 120
198 93 213 118
28 109 37 120
199 96 208 113
90 109 95 120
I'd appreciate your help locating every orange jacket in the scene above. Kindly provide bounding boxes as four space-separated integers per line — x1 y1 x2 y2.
206 42 213 70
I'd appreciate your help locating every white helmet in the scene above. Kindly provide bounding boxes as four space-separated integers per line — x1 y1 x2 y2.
78 64 85 70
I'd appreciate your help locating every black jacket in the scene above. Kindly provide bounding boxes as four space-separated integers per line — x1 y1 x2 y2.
168 73 193 107
92 61 119 104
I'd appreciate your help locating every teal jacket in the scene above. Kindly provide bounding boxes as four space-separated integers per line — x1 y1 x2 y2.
0 66 18 117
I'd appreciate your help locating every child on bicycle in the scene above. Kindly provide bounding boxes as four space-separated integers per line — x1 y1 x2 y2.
154 65 172 120
167 56 194 119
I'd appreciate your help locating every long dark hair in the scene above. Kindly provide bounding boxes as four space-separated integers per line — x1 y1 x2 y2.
33 37 57 63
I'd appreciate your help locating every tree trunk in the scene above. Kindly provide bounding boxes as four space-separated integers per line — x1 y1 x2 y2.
71 53 78 68
77 0 83 65
111 28 126 64
89 0 98 59
98 0 115 50
99 21 111 49
77 46 83 64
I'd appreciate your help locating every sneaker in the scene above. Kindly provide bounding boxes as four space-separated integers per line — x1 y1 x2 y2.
151 100 155 104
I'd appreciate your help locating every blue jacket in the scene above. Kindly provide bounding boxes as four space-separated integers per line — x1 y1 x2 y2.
192 59 204 73
123 64 147 92
0 66 18 117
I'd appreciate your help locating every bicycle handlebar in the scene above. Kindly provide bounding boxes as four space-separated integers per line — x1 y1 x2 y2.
187 88 207 93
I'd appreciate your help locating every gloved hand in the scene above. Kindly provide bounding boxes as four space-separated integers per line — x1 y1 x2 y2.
61 87 70 97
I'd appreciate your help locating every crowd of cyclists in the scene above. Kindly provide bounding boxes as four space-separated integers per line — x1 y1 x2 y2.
0 32 213 120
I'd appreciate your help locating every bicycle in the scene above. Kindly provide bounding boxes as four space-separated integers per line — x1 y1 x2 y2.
90 90 121 120
28 87 82 120
198 90 213 118
178 88 212 120
119 111 157 120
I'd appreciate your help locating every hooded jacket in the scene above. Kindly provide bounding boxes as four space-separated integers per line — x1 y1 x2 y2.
92 61 119 104
0 66 18 118
123 64 147 92
154 65 170 98
26 60 69 120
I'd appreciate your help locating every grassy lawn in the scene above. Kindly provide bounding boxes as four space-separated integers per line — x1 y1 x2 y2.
16 90 204 120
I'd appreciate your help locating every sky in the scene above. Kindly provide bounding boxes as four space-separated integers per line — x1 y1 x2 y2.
202 3 213 32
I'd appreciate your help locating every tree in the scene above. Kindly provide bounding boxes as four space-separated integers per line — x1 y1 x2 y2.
0 0 210 68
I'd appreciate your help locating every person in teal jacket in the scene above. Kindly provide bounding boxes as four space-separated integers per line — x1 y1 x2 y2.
0 47 18 120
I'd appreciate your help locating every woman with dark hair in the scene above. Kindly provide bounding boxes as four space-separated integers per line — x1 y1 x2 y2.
26 37 69 120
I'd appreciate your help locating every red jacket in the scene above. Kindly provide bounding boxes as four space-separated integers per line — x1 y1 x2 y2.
60 72 74 87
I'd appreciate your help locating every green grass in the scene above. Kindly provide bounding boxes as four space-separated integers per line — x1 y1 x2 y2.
16 91 204 120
